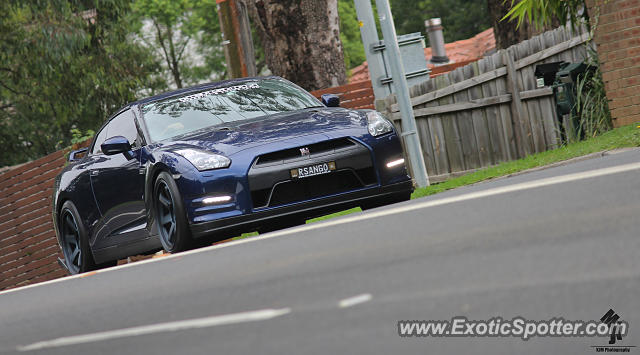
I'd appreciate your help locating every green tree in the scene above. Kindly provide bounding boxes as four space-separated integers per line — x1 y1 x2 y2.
132 0 226 89
338 0 366 70
488 0 560 49
336 0 492 71
0 0 162 167
502 0 586 31
391 0 491 44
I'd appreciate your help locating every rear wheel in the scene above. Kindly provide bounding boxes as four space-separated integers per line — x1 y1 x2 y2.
154 171 193 253
59 201 115 274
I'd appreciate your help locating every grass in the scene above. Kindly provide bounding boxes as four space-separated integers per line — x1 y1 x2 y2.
412 123 640 199
306 207 362 224
232 231 258 241
232 124 640 237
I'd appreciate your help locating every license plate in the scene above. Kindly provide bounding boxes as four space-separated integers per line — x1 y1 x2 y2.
290 161 336 179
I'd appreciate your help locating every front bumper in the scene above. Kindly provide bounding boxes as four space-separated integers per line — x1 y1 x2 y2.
189 179 413 239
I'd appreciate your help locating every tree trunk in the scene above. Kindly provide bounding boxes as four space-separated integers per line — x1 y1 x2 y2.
153 21 184 88
245 0 346 91
487 0 561 50
218 0 257 78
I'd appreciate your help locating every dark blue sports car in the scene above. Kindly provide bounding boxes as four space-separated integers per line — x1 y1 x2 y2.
52 77 413 274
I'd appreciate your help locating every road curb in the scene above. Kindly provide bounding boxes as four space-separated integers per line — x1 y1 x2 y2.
489 148 639 182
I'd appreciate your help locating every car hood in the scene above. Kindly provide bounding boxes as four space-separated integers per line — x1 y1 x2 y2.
155 107 368 156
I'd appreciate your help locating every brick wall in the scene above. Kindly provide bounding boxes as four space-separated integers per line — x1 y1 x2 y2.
0 140 97 290
0 150 69 290
588 0 640 126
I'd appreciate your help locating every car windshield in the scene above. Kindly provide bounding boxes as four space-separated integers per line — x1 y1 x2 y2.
141 78 322 141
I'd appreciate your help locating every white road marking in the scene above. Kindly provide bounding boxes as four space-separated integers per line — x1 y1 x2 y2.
2 160 639 296
339 293 372 308
17 308 291 352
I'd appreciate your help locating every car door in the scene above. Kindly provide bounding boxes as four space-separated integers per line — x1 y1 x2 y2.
89 109 147 249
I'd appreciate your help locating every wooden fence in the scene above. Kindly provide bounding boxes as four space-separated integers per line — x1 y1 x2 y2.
310 61 474 111
377 25 592 182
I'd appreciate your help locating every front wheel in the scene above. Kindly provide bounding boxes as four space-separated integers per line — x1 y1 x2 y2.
154 171 193 253
59 200 115 274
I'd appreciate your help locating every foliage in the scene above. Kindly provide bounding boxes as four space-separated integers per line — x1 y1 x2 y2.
70 129 95 145
338 0 367 70
0 0 162 167
337 0 491 70
574 48 612 138
390 0 491 44
131 0 226 89
502 0 586 30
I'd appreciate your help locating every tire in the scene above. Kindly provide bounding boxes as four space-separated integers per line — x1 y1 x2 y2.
59 200 115 274
154 171 193 253
361 191 412 211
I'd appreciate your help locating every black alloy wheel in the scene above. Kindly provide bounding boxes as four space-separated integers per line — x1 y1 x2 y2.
58 200 115 274
60 208 83 274
154 172 192 253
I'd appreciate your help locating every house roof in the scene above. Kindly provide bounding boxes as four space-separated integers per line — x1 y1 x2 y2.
349 28 496 83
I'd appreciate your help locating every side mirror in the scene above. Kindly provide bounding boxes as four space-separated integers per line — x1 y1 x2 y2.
321 94 340 107
101 136 131 156
68 147 88 162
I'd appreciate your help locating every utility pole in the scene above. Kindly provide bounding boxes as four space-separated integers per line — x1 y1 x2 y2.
374 0 429 187
353 0 389 100
217 0 256 78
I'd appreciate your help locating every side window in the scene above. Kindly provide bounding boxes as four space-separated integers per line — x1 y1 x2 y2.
107 110 138 146
91 126 109 155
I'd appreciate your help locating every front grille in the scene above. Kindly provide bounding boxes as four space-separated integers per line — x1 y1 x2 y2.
251 167 377 209
254 138 356 166
248 137 377 209
267 170 363 207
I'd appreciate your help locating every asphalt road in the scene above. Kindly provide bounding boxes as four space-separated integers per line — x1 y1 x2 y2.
1 149 639 354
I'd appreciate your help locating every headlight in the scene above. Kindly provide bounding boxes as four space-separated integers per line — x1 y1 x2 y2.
175 149 231 171
367 111 394 137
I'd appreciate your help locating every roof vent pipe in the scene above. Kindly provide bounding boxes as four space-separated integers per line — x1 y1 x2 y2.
425 18 449 64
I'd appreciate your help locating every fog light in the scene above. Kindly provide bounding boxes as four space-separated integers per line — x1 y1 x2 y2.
386 158 405 168
202 195 232 204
